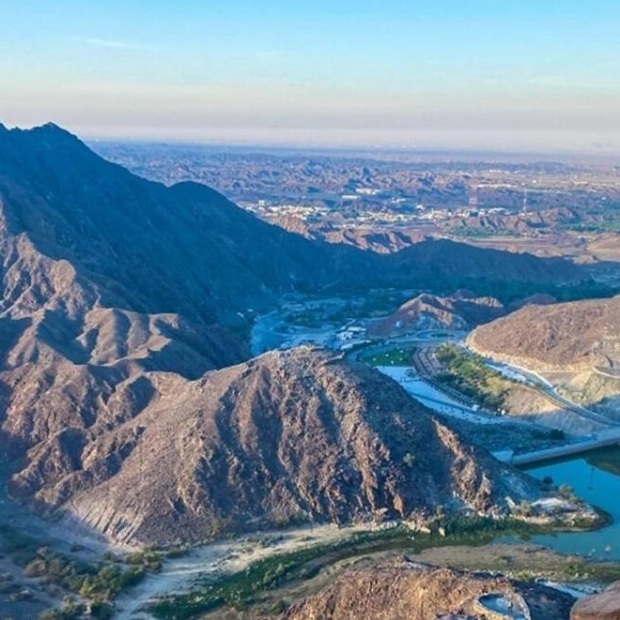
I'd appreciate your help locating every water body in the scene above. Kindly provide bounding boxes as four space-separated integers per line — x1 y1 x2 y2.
524 447 620 560
478 594 527 619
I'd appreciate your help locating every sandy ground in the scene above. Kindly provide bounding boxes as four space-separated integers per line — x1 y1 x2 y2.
114 524 620 620
113 522 393 619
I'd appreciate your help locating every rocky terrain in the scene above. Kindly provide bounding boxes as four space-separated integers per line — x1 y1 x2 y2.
468 296 620 373
268 214 429 254
571 579 620 619
93 142 620 215
7 347 545 545
0 122 582 329
0 122 591 547
371 290 506 335
467 296 620 410
280 559 575 620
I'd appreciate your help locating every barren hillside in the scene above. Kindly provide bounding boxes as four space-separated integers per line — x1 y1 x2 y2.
468 296 620 373
281 559 575 620
7 348 543 545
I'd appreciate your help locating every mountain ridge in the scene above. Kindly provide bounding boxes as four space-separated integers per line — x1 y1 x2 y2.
7 347 544 545
0 121 589 546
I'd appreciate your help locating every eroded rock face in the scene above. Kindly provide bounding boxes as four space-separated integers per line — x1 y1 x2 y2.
8 348 543 545
571 581 620 620
280 560 575 620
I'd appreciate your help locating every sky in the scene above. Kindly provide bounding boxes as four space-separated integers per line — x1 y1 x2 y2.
1 0 620 152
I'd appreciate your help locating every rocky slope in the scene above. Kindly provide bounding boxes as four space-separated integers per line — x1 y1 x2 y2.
571 580 620 620
0 121 584 546
280 559 575 620
6 347 543 545
468 296 620 374
0 122 583 329
467 296 620 410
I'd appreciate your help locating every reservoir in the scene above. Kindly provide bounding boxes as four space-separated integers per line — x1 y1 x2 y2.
524 446 620 561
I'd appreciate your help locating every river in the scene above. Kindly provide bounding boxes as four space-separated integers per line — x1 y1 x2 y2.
524 446 620 560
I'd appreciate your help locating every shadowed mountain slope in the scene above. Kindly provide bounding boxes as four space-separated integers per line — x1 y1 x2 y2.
0 122 584 326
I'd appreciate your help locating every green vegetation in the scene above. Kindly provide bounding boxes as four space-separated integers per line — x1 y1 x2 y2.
434 344 515 411
556 559 620 582
284 290 414 328
361 347 414 366
430 276 618 306
558 203 620 234
453 227 515 239
0 525 172 618
149 517 563 619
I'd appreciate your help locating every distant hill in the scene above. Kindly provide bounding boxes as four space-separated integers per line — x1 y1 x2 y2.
468 296 620 373
371 290 505 335
467 296 620 411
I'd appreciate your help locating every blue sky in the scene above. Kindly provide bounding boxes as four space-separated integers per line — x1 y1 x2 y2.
1 0 620 151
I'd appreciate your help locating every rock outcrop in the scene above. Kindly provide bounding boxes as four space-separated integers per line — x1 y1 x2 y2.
371 291 505 336
281 559 575 620
468 296 620 374
571 580 620 620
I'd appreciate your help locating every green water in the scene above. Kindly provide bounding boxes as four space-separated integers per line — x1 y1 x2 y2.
525 447 620 560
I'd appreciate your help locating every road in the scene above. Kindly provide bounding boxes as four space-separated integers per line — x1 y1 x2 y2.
352 329 620 432
483 359 620 428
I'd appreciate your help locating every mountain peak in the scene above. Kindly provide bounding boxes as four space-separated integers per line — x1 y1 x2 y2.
28 121 82 145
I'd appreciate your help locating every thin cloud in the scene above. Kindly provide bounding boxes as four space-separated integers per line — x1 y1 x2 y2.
72 36 163 52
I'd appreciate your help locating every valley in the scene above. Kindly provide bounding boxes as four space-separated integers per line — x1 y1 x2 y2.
1 122 620 619
5 2 620 618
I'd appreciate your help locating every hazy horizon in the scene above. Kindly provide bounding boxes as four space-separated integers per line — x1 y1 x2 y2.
2 1 620 154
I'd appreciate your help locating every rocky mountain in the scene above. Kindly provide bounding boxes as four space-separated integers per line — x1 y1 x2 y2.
467 296 620 411
0 121 583 546
371 290 505 335
571 580 620 620
0 122 583 329
6 348 543 545
280 559 575 620
468 296 620 374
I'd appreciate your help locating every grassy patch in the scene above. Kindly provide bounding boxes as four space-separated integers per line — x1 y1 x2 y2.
434 344 517 411
362 347 414 366
0 525 167 617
